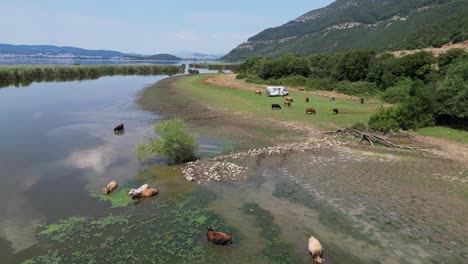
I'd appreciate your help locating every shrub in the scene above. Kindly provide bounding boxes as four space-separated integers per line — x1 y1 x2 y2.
306 78 336 91
136 118 197 164
368 107 400 133
235 73 247 79
352 121 367 131
334 81 378 97
380 78 413 103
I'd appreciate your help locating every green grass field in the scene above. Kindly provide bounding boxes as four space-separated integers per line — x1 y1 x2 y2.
417 126 468 144
177 75 382 130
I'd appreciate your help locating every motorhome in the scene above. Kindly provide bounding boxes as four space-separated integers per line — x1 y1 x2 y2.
265 86 288 97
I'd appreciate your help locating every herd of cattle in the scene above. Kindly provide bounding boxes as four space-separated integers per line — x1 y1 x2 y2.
256 89 365 116
101 180 324 262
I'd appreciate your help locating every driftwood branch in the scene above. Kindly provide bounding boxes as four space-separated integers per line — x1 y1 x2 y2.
325 129 421 152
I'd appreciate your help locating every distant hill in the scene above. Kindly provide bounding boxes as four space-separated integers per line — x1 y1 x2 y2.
174 51 223 60
0 43 183 61
126 54 182 61
0 43 125 58
223 0 468 61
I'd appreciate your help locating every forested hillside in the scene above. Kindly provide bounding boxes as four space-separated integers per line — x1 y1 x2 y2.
235 48 468 132
223 0 468 61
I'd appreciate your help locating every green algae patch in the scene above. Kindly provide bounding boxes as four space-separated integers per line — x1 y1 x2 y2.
23 250 62 264
39 216 89 243
242 203 300 264
29 189 240 263
94 188 134 208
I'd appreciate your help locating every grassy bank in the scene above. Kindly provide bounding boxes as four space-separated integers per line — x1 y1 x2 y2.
417 126 468 144
176 74 381 130
0 64 185 87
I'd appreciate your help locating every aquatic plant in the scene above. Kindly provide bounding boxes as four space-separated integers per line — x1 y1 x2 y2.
273 182 374 244
242 203 300 264
136 118 198 164
94 188 135 208
22 250 62 264
31 189 239 263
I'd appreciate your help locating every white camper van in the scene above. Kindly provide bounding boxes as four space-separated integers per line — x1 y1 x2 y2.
265 86 289 97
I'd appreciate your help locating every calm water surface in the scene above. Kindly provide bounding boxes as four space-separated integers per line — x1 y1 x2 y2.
0 75 223 262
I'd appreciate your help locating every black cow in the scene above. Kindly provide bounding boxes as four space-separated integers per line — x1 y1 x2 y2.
272 104 282 110
360 98 365 104
333 108 339 114
114 123 124 132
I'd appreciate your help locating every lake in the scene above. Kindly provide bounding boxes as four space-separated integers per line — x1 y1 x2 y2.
1 74 466 263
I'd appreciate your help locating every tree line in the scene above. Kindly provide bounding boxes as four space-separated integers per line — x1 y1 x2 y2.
0 64 185 88
236 49 468 132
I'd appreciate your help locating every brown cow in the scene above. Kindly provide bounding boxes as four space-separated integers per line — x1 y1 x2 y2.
255 90 262 95
305 97 310 103
131 188 158 200
306 108 316 115
299 88 305 92
329 97 335 101
207 228 233 246
103 181 118 194
333 108 339 114
285 97 294 102
284 100 292 107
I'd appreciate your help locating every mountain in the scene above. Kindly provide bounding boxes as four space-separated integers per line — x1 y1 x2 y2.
126 54 182 61
223 0 468 61
174 51 223 60
0 43 125 58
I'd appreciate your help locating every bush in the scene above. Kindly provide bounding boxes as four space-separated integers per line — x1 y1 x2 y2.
306 78 336 91
368 107 400 133
136 118 197 164
235 73 247 79
352 121 367 131
334 81 379 97
380 78 412 103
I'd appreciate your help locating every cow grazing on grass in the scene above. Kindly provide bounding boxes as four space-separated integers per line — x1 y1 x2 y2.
285 97 294 102
306 108 316 115
272 104 282 110
308 236 324 264
207 228 233 246
329 97 335 101
299 88 305 92
284 100 292 107
255 90 262 95
305 97 310 103
333 108 339 115
103 181 118 194
114 123 124 132
360 98 365 104
131 188 158 200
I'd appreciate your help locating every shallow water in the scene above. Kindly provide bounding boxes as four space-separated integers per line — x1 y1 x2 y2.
1 76 467 263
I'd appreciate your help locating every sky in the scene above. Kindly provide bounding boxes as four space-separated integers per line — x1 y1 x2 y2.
0 0 334 55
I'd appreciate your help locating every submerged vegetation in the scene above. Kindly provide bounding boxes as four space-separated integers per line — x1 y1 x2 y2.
236 49 468 132
94 188 134 208
136 118 198 164
28 190 241 263
0 64 185 88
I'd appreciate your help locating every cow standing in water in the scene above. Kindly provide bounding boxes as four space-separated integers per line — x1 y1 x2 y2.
207 228 233 246
114 123 124 132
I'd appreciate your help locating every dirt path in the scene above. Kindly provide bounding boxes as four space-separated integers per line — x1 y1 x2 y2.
410 133 468 164
202 74 365 101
